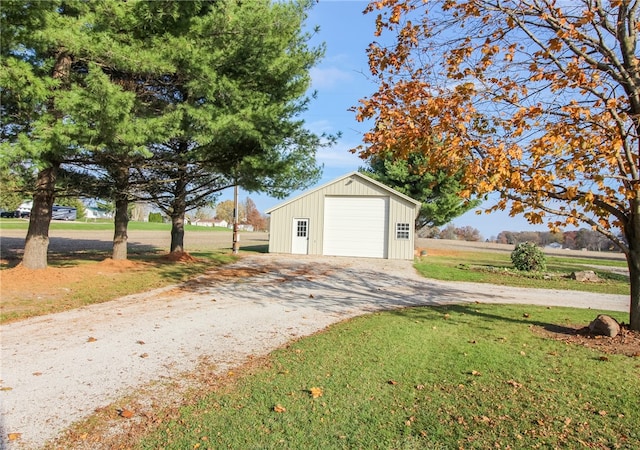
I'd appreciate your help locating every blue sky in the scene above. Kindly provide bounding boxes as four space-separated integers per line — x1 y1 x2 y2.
221 0 553 240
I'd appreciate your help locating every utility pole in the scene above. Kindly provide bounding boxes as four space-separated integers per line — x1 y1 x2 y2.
232 183 239 254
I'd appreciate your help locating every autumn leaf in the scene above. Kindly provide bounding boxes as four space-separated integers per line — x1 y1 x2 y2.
387 380 398 385
118 408 134 419
8 433 21 441
87 337 97 343
273 404 286 413
308 387 323 398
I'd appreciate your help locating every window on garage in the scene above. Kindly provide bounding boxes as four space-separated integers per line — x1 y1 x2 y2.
396 222 410 240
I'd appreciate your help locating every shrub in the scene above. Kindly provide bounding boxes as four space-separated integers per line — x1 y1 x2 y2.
510 242 547 271
148 212 163 223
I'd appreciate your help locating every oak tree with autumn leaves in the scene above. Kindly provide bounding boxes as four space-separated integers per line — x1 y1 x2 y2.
355 0 640 330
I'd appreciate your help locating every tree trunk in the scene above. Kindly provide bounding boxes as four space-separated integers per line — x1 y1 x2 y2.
627 252 640 331
112 166 130 260
112 196 129 260
625 198 640 331
626 221 640 330
22 164 59 269
169 162 188 254
22 51 71 270
170 213 185 254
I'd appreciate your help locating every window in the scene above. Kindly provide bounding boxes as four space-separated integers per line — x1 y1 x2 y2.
396 223 410 240
296 220 308 237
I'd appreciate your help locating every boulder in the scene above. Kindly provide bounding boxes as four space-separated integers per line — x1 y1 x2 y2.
571 270 601 282
588 314 620 337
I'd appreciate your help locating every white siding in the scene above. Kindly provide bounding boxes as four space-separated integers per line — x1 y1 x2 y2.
267 172 420 260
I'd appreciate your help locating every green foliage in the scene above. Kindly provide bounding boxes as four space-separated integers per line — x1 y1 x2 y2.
148 212 163 223
511 242 547 272
362 150 480 229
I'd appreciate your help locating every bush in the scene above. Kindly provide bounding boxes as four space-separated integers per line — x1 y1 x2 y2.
510 242 547 271
148 212 163 223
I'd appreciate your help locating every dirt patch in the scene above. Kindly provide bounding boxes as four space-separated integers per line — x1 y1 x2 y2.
160 251 200 263
1 260 144 297
534 324 640 357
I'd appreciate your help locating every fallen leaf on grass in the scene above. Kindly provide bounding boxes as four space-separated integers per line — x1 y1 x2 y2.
470 370 481 376
506 380 522 388
118 408 134 419
273 404 286 413
309 387 323 398
387 380 398 385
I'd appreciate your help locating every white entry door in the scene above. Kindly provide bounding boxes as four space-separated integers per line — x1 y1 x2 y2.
291 218 309 254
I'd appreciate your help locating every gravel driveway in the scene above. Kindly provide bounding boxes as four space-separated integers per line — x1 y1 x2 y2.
0 248 628 450
0 228 630 448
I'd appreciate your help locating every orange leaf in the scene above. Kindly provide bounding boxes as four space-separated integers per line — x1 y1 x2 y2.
118 408 134 419
309 387 323 399
8 433 21 441
87 337 97 342
273 404 286 413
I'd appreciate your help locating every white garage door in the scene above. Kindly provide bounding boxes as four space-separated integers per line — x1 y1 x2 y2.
323 196 388 258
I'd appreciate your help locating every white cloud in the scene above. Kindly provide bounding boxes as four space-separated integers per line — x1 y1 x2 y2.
310 66 353 90
317 141 365 169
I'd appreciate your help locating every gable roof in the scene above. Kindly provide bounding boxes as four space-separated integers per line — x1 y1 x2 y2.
265 171 421 214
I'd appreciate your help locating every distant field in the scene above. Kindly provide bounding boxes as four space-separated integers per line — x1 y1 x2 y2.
416 237 626 262
0 218 230 232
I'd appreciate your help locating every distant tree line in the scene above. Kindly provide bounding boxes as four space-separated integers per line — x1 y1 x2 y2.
495 229 620 252
418 224 482 242
418 224 621 252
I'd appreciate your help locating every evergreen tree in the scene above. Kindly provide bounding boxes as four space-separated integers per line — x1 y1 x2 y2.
1 0 169 266
362 151 480 230
133 0 328 254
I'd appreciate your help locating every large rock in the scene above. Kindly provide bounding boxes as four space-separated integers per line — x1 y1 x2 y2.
588 314 620 337
571 270 601 282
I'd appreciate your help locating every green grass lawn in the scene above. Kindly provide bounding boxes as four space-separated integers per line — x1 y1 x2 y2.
415 251 629 295
136 304 638 449
0 218 229 232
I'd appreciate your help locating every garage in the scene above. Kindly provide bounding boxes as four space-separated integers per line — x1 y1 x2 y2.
322 196 389 258
266 171 421 260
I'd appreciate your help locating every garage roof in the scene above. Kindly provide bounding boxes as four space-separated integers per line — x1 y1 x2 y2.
265 171 421 214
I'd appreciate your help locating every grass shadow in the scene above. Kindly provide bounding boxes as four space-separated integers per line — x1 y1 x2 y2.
388 303 593 334
239 244 269 254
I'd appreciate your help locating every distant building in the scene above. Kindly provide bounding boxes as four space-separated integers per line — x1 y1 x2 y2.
192 219 229 228
85 207 112 220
